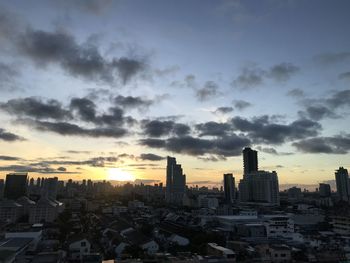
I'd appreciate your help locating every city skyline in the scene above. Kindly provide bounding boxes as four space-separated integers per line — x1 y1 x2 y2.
0 1 350 185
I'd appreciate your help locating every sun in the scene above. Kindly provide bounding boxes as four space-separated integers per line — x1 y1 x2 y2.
107 168 135 182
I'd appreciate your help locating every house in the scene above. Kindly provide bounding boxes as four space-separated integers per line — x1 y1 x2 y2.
67 235 91 261
207 243 236 262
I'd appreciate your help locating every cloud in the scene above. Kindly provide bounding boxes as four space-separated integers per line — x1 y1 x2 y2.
16 28 145 84
313 51 350 65
198 155 227 162
1 97 71 120
0 164 78 174
195 121 232 137
59 0 113 15
214 107 234 115
233 100 251 110
293 134 350 154
326 89 350 109
256 146 293 156
114 95 153 110
70 97 97 122
232 62 299 89
139 153 165 161
300 105 338 121
195 81 220 101
231 116 321 144
339 72 350 80
140 134 250 157
0 62 19 91
232 66 264 89
268 63 299 82
287 88 305 98
0 128 24 142
26 119 128 138
141 120 190 137
0 155 22 161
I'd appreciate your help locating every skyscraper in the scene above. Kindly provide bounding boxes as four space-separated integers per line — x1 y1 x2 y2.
335 167 350 202
166 156 186 205
243 147 258 175
223 173 235 204
239 148 279 205
4 173 28 199
42 177 59 200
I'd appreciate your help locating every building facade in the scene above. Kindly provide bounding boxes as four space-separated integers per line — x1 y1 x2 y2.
166 156 186 205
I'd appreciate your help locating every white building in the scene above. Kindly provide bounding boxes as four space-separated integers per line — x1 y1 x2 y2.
68 236 91 261
263 215 294 238
29 198 63 223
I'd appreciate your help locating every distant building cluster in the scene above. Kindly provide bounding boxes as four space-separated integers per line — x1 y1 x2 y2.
0 147 349 262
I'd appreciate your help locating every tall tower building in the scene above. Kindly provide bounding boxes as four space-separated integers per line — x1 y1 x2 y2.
166 156 186 205
223 173 235 204
4 173 28 199
239 148 279 205
243 147 258 175
335 167 350 202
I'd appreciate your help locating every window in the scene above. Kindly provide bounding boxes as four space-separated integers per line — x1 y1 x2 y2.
81 241 86 247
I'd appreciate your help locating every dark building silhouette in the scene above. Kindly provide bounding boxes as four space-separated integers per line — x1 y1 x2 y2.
243 147 258 175
166 156 186 205
223 173 235 204
4 173 28 199
335 167 350 201
319 183 331 197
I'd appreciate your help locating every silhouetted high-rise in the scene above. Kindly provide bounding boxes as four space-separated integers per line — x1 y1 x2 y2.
166 156 186 205
243 147 258 175
223 173 235 204
4 173 28 199
335 167 350 202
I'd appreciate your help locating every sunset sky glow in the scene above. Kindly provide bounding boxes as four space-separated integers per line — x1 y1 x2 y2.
0 0 350 186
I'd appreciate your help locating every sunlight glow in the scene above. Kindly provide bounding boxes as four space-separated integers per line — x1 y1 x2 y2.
107 168 135 181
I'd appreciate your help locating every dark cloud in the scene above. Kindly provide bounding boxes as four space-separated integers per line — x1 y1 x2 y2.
0 155 22 161
57 166 67 171
233 100 252 110
214 107 234 115
0 62 19 91
313 52 350 65
26 120 127 138
140 135 250 157
287 88 305 98
139 138 165 148
139 153 165 161
17 28 145 84
339 72 350 80
256 146 293 156
195 121 232 137
198 155 227 162
326 89 350 109
70 97 97 122
232 67 264 89
268 63 299 82
0 128 24 142
293 134 350 154
231 116 321 144
195 81 220 101
114 95 153 109
59 0 113 15
0 164 78 174
301 105 338 121
1 97 71 120
141 120 190 137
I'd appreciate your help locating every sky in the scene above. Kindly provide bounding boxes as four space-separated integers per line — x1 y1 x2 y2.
0 0 350 186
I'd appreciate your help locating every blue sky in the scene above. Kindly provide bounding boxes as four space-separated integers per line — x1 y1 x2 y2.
0 0 349 185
